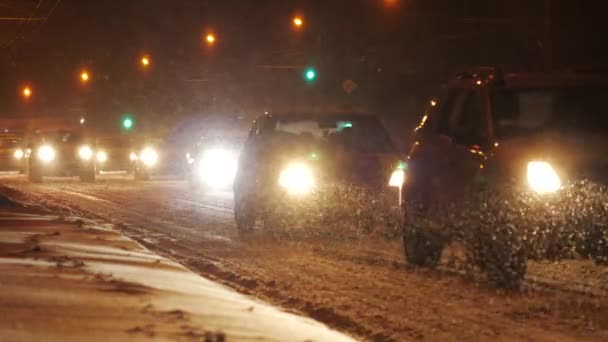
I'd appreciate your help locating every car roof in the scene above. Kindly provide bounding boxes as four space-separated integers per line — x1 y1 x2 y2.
447 68 608 89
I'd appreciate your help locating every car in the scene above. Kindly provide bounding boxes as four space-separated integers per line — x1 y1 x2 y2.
95 135 135 174
130 136 186 181
402 67 608 288
233 112 405 233
0 132 27 173
186 133 245 191
26 130 97 182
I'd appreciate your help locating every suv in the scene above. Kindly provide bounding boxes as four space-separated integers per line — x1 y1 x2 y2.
402 67 608 288
234 112 405 233
27 130 96 182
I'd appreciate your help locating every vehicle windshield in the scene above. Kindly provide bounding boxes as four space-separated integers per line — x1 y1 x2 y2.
492 86 608 136
273 115 394 154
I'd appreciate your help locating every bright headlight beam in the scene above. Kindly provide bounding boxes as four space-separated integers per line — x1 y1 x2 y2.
38 145 55 163
96 151 108 163
527 161 561 194
278 162 315 195
389 169 405 187
78 145 93 160
199 148 238 189
13 149 24 159
140 147 158 167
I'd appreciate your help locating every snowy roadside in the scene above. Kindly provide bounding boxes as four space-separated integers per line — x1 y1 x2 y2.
0 195 355 342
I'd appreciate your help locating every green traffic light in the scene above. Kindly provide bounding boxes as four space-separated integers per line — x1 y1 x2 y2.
122 117 134 130
304 68 316 82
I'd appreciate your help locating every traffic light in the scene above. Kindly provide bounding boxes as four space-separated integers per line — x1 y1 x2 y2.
122 116 134 130
304 67 317 82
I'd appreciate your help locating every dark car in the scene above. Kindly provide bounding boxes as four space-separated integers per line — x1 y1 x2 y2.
233 112 405 233
95 135 135 173
130 136 186 181
26 130 96 182
0 133 27 173
402 67 608 288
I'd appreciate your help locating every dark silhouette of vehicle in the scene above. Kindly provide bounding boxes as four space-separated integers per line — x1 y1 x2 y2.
402 67 608 288
234 112 405 233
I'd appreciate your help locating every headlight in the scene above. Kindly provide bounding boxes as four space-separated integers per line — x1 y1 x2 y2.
78 145 93 160
129 152 138 161
140 147 158 167
198 148 238 188
389 169 406 187
278 162 315 195
13 149 24 159
38 145 55 163
527 161 561 194
96 151 108 163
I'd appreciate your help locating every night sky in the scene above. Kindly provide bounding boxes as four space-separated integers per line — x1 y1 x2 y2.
1 0 606 132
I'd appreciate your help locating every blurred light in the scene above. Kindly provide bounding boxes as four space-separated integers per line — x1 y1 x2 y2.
199 148 238 189
430 100 437 107
129 152 138 161
278 162 314 195
22 86 32 98
476 80 482 85
141 56 150 67
96 151 108 163
494 142 500 147
122 117 134 130
389 169 405 187
140 147 158 167
305 68 316 81
38 145 55 163
81 71 90 82
80 117 86 125
206 34 216 44
78 145 93 160
293 17 303 27
13 149 24 160
527 161 561 194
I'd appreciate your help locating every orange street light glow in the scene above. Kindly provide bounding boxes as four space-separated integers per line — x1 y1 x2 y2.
206 34 216 44
293 17 303 27
141 56 150 66
80 71 90 82
22 87 32 98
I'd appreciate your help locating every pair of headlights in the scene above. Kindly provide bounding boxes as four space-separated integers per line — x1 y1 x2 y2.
277 162 406 196
130 147 159 167
35 145 108 163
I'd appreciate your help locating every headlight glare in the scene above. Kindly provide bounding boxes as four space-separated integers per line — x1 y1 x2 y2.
199 148 238 189
278 162 314 195
527 161 561 194
96 151 108 163
389 169 405 187
140 147 158 167
38 145 55 163
78 145 93 160
13 149 24 159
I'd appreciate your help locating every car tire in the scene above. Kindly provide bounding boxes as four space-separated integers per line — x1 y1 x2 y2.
585 226 608 266
234 194 256 233
472 230 527 290
402 226 444 268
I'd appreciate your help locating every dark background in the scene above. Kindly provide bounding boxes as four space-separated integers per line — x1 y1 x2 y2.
1 0 606 136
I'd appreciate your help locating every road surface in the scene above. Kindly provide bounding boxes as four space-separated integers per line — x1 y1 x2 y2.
1 173 607 341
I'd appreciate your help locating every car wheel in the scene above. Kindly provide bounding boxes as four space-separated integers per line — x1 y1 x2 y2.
585 225 608 266
472 230 527 289
234 194 256 233
401 204 444 267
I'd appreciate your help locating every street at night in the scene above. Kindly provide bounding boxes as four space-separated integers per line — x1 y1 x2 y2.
2 1 608 341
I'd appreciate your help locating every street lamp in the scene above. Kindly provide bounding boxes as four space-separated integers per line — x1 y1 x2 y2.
205 33 216 45
141 56 150 67
80 70 90 83
293 16 304 28
22 86 32 99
